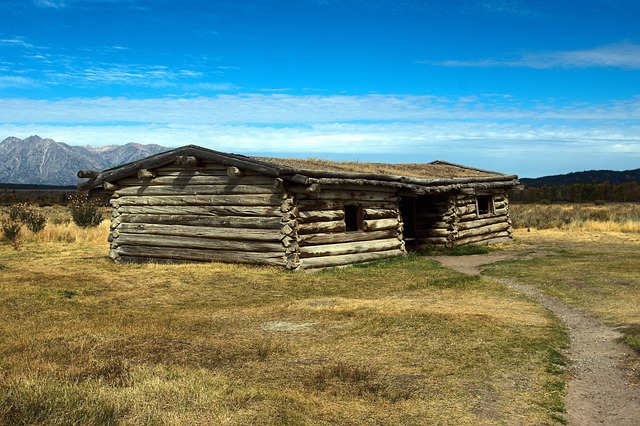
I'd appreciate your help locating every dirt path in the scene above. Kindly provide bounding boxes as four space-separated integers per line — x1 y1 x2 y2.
430 252 640 425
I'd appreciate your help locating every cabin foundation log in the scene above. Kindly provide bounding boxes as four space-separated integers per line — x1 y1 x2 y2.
299 238 402 258
114 245 286 265
300 249 404 270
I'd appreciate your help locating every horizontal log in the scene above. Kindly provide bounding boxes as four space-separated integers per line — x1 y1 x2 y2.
114 184 279 197
77 170 99 179
117 213 284 229
298 209 344 223
456 223 511 240
300 249 404 269
298 229 399 246
77 148 281 190
156 168 263 177
299 238 403 258
298 167 517 186
457 207 509 220
415 220 450 230
112 194 284 207
316 183 399 193
298 190 398 202
166 162 228 171
117 175 276 186
457 215 509 228
362 218 399 231
458 188 476 195
114 233 284 253
416 228 454 238
113 245 285 265
297 199 397 210
455 230 511 246
298 220 345 235
362 208 398 219
116 205 282 217
115 223 282 242
467 236 513 246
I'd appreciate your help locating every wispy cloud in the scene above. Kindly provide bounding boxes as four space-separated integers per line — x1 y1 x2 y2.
428 42 640 69
2 94 639 125
0 76 37 88
0 37 35 49
33 0 66 8
1 93 638 176
32 0 140 8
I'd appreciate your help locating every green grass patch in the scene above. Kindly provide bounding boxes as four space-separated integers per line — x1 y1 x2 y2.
417 243 493 256
620 326 640 354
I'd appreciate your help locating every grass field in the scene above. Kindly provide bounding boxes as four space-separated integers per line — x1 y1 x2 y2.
0 211 568 425
1 203 638 424
484 229 640 355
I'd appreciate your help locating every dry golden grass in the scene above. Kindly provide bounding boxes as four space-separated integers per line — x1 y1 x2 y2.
0 209 567 424
485 229 640 354
510 203 640 233
252 157 495 178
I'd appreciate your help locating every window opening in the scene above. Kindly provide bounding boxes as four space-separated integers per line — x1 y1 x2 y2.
344 205 363 232
476 195 494 216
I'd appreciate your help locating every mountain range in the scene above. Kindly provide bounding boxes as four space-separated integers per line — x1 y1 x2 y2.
0 136 169 186
1 135 638 187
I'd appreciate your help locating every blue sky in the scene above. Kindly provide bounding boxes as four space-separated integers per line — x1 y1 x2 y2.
1 0 639 177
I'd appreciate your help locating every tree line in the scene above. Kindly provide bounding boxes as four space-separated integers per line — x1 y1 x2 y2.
510 181 640 203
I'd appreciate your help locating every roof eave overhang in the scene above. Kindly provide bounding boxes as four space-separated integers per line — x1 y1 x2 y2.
77 145 519 192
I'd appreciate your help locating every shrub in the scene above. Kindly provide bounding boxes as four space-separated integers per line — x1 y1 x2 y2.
69 194 104 228
23 209 47 233
2 221 25 250
4 203 46 234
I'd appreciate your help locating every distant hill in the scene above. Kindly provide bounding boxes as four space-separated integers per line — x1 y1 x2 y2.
521 169 640 188
0 136 170 186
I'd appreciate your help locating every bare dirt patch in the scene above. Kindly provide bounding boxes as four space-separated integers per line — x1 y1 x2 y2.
429 249 640 425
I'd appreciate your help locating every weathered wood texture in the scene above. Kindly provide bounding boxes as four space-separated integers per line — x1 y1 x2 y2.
109 162 291 266
294 186 404 270
105 159 514 268
448 191 512 246
405 190 512 247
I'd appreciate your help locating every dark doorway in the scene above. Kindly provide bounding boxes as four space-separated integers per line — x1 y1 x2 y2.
399 197 417 248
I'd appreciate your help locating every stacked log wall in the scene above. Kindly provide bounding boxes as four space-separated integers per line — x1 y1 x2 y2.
413 195 457 248
108 162 290 266
452 189 512 246
293 185 405 270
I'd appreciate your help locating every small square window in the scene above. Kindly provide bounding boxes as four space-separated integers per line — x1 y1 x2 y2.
344 205 363 232
476 195 494 216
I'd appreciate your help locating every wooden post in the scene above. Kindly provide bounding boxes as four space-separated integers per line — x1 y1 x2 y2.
137 169 156 179
77 170 99 179
175 156 199 166
103 181 120 191
227 166 244 177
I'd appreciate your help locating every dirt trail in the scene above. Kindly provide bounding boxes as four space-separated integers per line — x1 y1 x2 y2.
430 252 640 426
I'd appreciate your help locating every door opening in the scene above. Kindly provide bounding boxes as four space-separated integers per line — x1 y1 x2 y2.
399 197 417 249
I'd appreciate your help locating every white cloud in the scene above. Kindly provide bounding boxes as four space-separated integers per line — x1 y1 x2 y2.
2 94 639 125
0 37 34 48
0 75 37 88
1 93 638 177
428 42 640 69
33 0 66 8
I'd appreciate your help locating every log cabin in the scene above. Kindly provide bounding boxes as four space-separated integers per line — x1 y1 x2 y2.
77 145 519 271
